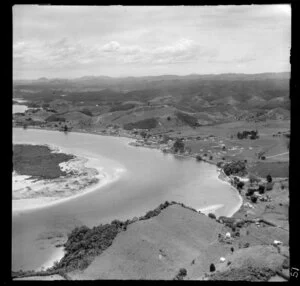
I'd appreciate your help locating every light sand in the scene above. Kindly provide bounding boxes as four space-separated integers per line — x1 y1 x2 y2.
37 247 65 272
12 144 126 213
197 204 224 215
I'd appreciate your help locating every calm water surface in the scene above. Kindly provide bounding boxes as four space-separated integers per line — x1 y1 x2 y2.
12 128 241 271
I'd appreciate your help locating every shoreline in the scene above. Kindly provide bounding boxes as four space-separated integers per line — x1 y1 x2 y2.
13 126 244 218
12 142 126 214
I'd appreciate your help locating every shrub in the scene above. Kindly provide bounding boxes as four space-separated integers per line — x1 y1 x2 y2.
261 156 266 160
258 184 265 194
173 139 185 153
237 130 259 140
223 161 247 176
237 181 245 190
175 268 187 280
266 174 272 183
208 213 216 219
196 155 202 161
210 263 216 272
167 116 171 121
250 196 258 203
209 155 213 160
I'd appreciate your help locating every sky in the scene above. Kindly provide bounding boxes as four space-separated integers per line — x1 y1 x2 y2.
13 5 291 79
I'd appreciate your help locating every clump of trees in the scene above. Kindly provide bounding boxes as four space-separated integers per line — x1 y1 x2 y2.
176 112 200 128
208 213 216 219
223 161 247 176
196 155 202 161
110 103 135 112
174 268 187 280
173 138 185 153
210 263 216 272
237 130 259 140
123 118 158 130
237 181 245 190
258 184 265 194
266 174 272 183
45 114 66 122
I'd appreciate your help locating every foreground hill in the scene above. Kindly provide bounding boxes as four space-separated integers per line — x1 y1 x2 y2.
67 204 224 280
65 202 288 281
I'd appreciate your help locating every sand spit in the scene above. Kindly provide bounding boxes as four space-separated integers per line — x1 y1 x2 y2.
12 144 126 213
197 204 224 215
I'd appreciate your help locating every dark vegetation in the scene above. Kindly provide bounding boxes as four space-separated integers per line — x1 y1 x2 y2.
223 161 247 176
176 111 200 127
80 108 93 116
123 118 158 130
237 130 259 140
110 103 135 112
13 144 74 179
208 213 216 219
45 114 66 122
210 263 216 272
196 155 202 161
174 268 187 280
173 138 185 153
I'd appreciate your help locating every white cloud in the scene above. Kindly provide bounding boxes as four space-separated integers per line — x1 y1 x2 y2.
14 37 215 68
101 41 121 52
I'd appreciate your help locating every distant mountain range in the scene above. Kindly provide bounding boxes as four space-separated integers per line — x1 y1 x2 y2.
13 72 290 128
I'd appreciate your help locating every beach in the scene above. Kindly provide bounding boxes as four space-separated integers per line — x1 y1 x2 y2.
13 143 126 213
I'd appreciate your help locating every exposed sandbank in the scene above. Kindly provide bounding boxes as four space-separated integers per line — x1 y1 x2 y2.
13 143 126 213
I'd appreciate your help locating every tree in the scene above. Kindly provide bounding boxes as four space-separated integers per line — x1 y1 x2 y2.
196 155 202 161
210 263 216 272
237 181 245 190
63 125 69 134
258 184 265 194
208 213 216 219
266 174 272 183
175 268 187 280
167 116 171 121
173 139 184 153
251 196 258 203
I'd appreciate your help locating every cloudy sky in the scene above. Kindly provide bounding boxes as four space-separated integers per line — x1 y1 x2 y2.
13 5 291 79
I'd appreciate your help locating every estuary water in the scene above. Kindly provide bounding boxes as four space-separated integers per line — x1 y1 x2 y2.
12 128 242 271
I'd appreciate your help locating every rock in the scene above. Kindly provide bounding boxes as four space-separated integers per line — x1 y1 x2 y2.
220 257 226 263
225 232 231 239
273 240 282 246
